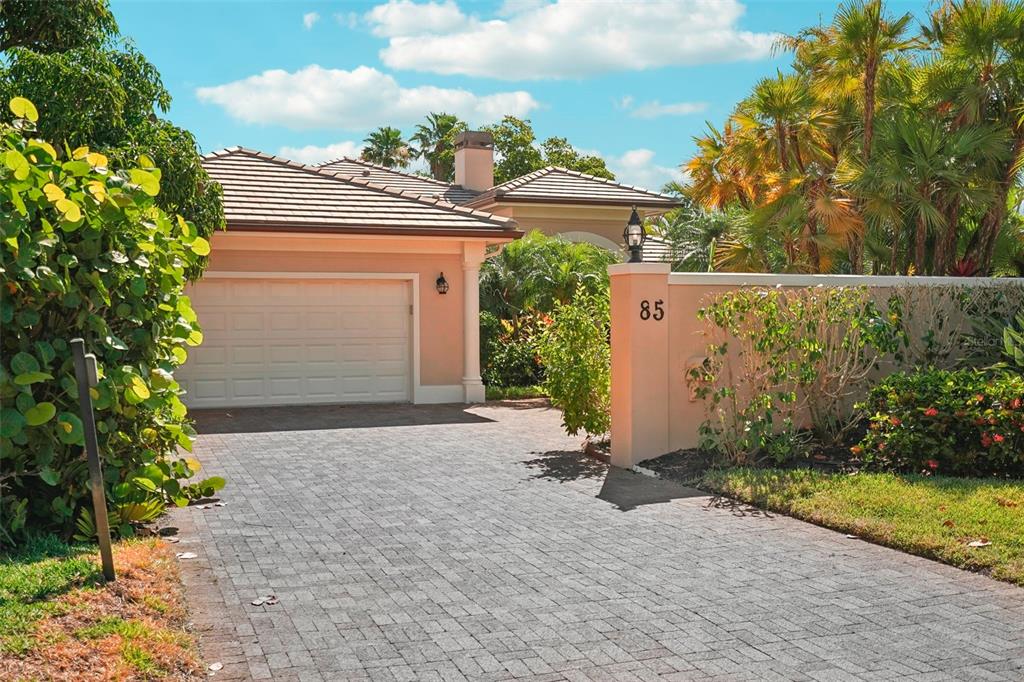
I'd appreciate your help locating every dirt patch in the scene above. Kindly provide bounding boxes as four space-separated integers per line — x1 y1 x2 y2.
0 539 202 682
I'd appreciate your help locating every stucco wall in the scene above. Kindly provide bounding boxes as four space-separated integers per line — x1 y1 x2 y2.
201 234 467 388
486 204 634 250
611 266 1023 467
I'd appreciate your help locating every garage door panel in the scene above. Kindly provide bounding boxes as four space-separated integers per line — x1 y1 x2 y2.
178 277 412 408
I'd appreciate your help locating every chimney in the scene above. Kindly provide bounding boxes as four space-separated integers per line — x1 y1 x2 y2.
454 131 494 191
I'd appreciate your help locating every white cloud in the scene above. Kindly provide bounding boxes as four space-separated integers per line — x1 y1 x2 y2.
369 0 778 80
279 141 362 165
630 100 708 119
366 0 464 37
334 11 359 29
302 11 320 29
607 149 685 193
196 65 539 130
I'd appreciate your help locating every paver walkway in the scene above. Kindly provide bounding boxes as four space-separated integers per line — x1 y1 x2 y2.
171 403 1024 681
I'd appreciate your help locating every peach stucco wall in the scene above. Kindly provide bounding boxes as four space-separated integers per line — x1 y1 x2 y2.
200 232 480 389
485 204 637 251
610 267 1018 467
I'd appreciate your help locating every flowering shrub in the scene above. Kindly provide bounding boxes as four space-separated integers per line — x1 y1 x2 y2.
857 370 1024 477
691 286 900 463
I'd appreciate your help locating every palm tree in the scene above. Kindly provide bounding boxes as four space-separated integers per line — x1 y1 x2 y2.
847 111 1009 274
922 0 1024 273
360 126 412 169
410 113 467 182
779 0 916 271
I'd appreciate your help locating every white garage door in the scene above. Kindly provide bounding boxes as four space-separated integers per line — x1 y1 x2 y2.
178 277 412 408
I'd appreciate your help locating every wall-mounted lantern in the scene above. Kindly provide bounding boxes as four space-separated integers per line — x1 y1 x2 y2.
623 206 646 263
436 272 449 294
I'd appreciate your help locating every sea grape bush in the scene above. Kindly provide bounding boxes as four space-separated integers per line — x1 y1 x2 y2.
0 98 222 543
857 370 1024 477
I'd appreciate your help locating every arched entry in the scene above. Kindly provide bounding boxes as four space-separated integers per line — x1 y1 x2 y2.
559 231 623 254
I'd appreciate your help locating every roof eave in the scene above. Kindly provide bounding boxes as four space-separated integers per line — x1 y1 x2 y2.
223 220 522 240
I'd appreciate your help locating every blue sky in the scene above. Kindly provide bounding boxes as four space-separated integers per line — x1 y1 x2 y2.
112 0 929 190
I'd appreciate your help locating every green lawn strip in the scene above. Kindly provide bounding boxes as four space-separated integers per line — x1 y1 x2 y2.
702 468 1024 586
486 385 547 400
0 535 100 655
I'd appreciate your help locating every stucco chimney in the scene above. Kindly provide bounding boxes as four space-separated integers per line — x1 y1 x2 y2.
454 131 494 191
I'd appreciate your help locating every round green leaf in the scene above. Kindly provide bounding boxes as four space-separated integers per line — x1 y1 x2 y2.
9 97 38 122
39 467 60 486
11 352 39 374
5 149 30 180
56 412 84 445
127 375 150 401
24 402 56 426
189 237 211 256
128 168 160 196
0 408 25 438
133 477 158 493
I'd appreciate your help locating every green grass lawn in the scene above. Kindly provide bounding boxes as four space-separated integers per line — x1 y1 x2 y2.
485 384 547 401
702 468 1024 586
0 535 199 679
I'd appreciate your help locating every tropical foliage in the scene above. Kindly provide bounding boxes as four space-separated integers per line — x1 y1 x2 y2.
483 116 614 184
360 126 413 169
479 231 618 391
411 112 466 181
0 99 220 543
0 0 223 237
682 0 1024 276
537 290 612 437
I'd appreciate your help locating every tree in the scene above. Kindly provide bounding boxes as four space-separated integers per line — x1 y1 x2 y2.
360 126 412 168
411 112 466 181
0 0 223 238
1 98 221 541
922 0 1024 272
483 116 616 184
540 137 614 179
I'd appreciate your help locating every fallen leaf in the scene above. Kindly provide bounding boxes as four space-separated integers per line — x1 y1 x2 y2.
176 552 198 560
163 535 180 543
937 505 947 512
995 497 1018 508
844 534 859 539
967 539 991 548
251 594 279 606
942 519 955 528
208 662 223 672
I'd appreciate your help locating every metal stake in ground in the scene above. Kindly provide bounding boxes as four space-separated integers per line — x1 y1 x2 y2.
70 338 115 581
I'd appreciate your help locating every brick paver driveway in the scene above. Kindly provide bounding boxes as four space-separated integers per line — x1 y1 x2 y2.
172 403 1024 681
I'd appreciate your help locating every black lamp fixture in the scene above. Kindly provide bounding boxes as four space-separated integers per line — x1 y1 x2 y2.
623 205 646 263
435 272 449 295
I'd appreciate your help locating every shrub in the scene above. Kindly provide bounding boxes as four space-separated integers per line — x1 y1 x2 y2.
857 369 1024 477
691 286 899 463
537 290 610 437
0 98 221 543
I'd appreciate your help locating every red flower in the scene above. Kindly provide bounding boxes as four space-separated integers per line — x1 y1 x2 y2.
981 434 993 448
878 443 886 452
927 459 939 470
1011 398 1022 410
890 417 902 426
993 434 1005 443
850 445 863 456
975 394 986 403
924 407 939 417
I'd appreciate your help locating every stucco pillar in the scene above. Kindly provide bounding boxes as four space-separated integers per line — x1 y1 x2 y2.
462 242 486 403
608 263 671 468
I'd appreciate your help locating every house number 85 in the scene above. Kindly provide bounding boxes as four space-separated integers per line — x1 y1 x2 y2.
640 299 664 321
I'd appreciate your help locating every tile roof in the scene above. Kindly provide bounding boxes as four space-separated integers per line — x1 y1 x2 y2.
641 235 677 264
316 157 481 204
202 148 519 238
461 167 681 210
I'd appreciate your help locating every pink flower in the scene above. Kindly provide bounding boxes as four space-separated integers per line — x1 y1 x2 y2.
927 460 939 470
993 434 1005 443
981 434 993 448
924 407 939 417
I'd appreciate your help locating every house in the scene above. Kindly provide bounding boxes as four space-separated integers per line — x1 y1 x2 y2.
177 133 679 409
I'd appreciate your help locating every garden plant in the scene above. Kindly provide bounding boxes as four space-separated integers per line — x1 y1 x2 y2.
0 97 222 544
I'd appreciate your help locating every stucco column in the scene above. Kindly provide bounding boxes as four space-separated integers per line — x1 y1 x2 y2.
462 242 486 403
609 263 671 468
